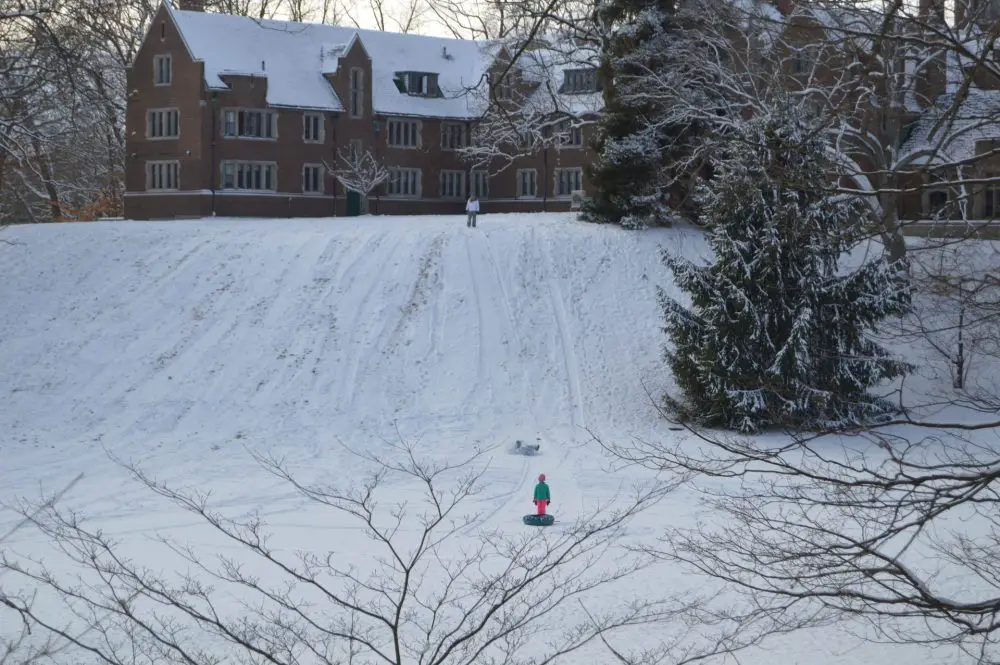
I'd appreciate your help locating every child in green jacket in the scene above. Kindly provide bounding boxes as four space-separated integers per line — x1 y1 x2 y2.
533 474 551 515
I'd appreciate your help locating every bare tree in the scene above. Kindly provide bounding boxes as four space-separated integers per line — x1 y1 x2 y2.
343 0 426 33
460 37 602 175
326 146 388 212
1 441 773 665
600 400 1000 660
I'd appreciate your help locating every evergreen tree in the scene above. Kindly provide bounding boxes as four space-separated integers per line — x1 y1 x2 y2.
661 104 912 434
582 0 691 228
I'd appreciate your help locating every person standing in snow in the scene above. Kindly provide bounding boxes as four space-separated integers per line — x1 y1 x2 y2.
533 474 551 515
466 194 480 228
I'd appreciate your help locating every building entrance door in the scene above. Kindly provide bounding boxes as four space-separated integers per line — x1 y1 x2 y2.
346 190 362 217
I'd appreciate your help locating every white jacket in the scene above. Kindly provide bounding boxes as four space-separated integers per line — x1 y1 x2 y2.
466 198 480 213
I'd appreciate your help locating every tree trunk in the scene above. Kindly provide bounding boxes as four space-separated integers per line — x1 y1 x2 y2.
880 181 907 265
32 135 62 222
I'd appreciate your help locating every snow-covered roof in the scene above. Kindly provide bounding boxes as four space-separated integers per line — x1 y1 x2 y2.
787 5 878 52
900 87 1000 164
518 44 603 117
167 5 498 117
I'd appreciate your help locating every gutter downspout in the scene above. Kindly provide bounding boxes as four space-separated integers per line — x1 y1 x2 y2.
331 118 337 217
210 91 217 216
543 142 549 212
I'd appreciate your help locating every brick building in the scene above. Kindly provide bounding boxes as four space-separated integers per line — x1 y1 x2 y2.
127 0 1000 221
124 1 601 219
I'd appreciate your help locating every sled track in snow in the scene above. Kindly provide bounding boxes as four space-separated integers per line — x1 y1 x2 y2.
460 233 492 417
479 230 537 424
542 231 587 442
337 232 405 412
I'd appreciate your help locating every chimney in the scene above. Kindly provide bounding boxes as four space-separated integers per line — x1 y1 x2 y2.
177 0 206 11
773 0 793 15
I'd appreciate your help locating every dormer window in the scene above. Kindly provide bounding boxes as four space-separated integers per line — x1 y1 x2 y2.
393 71 441 97
562 68 598 94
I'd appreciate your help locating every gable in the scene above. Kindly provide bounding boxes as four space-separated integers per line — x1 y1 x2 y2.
169 8 496 117
131 2 196 73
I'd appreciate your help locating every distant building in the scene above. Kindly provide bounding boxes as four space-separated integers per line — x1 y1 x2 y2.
126 0 1000 221
125 1 601 219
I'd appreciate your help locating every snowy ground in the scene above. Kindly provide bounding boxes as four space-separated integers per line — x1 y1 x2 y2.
0 213 976 664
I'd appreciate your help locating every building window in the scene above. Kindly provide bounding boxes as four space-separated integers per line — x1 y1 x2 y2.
555 168 583 196
146 161 179 190
925 172 951 218
985 178 1000 218
154 54 172 85
471 170 489 199
792 45 818 74
222 109 277 139
495 70 514 100
349 138 363 159
387 167 421 197
303 164 324 194
147 108 179 139
303 113 323 142
562 68 598 93
387 119 420 148
516 129 534 150
928 190 948 215
393 71 440 97
441 122 467 150
440 170 466 199
517 169 537 198
349 67 364 118
555 121 583 148
221 161 277 191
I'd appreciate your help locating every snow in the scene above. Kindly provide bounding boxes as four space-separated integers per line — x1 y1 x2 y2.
518 44 604 117
899 87 1000 165
168 5 497 116
0 213 987 665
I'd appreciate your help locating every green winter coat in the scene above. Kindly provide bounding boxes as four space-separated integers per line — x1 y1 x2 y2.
533 481 550 502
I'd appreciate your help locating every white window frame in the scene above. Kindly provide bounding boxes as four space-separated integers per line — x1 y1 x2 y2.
146 108 180 140
556 121 583 148
222 108 278 140
516 168 537 199
349 67 365 119
985 184 1000 218
924 172 952 218
221 160 278 192
515 129 534 150
303 164 324 194
303 113 324 143
554 167 583 197
471 169 489 199
387 167 421 198
387 118 421 149
440 170 466 199
146 160 180 191
440 122 468 150
496 70 514 100
792 44 819 74
153 54 172 86
563 68 597 93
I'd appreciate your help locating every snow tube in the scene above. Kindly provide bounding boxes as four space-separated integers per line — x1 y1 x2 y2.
522 514 555 526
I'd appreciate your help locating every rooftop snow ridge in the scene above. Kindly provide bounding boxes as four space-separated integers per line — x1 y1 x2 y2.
166 5 494 116
164 5 599 118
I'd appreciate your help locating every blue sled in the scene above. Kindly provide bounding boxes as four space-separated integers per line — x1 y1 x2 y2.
523 514 555 526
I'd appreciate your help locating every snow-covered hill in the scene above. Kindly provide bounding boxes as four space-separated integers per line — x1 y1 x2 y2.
0 213 958 665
